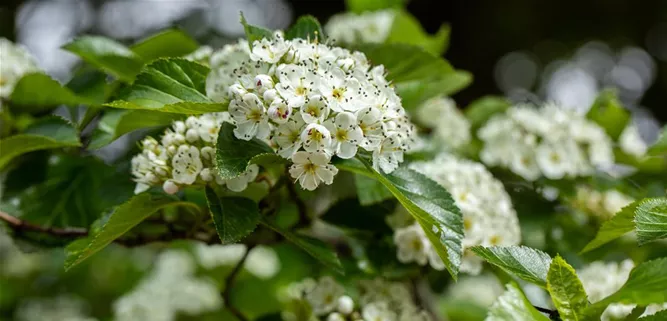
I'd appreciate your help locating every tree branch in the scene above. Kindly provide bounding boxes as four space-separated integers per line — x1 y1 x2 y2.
0 210 88 237
222 244 255 321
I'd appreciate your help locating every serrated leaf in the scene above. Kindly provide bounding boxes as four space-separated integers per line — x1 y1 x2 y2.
261 217 343 274
286 15 325 41
635 197 667 245
464 96 511 131
355 44 471 110
205 188 260 244
385 10 449 55
64 192 200 270
485 282 550 321
63 36 144 82
337 157 463 279
547 255 588 321
471 246 552 288
585 257 667 318
580 200 639 253
88 109 182 149
240 12 273 46
131 29 199 61
586 89 630 140
215 122 283 179
638 310 667 321
0 117 81 170
355 173 393 206
10 73 99 109
105 58 224 114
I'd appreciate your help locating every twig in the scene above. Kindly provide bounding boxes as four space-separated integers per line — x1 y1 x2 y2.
534 306 561 320
0 210 88 237
222 244 255 321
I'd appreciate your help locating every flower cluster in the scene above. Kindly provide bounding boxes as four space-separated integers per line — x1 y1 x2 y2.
415 96 471 150
0 38 39 99
14 295 98 321
619 123 648 157
194 243 280 279
114 250 222 321
578 260 667 321
572 185 634 220
324 10 395 45
478 103 614 181
389 154 521 274
130 112 259 194
206 33 416 191
282 276 432 321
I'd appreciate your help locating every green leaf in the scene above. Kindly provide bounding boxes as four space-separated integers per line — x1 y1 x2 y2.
286 15 325 41
131 29 199 61
638 310 667 321
586 89 630 140
215 122 283 179
88 109 182 149
63 36 144 82
0 117 80 170
356 44 472 110
345 0 405 13
546 255 588 321
10 73 98 109
486 282 550 321
105 58 224 114
464 96 511 131
337 157 464 279
635 197 667 245
64 192 200 270
205 188 260 244
586 257 667 318
355 173 394 206
580 200 639 253
261 217 344 274
240 12 273 46
385 10 449 55
470 245 552 288
647 126 667 156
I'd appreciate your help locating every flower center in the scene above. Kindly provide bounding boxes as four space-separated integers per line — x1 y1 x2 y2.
550 152 561 163
303 163 317 173
295 86 307 96
336 129 348 141
248 109 263 122
332 87 345 101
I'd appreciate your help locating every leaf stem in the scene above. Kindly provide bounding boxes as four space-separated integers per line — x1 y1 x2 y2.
222 244 255 321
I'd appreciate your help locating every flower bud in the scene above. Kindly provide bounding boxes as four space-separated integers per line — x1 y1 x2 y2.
254 74 274 94
200 168 213 181
163 180 179 194
185 129 199 143
337 296 354 315
268 99 292 124
263 89 278 102
173 121 186 133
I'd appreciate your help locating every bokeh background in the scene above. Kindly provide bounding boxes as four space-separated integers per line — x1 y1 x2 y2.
1 0 666 320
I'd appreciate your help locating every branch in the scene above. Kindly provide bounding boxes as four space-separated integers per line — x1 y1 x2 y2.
0 210 88 237
533 306 561 320
222 244 255 321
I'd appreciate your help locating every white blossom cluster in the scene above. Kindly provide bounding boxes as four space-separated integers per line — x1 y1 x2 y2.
113 250 222 321
573 185 634 220
194 243 281 279
0 38 40 99
578 260 667 321
388 154 521 274
619 124 648 157
478 103 614 181
324 10 395 45
130 112 259 194
205 33 416 191
14 295 98 321
415 96 471 150
282 276 432 321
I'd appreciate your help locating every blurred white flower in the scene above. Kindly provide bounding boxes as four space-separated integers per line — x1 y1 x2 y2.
0 38 40 98
415 96 471 150
325 10 395 44
15 295 97 321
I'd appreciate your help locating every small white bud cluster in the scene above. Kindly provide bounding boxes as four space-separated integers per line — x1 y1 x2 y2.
324 10 396 45
573 185 634 220
0 38 40 99
619 123 648 157
282 277 432 321
206 33 416 191
578 260 667 321
130 112 258 195
415 96 471 150
113 250 222 321
478 103 614 181
14 295 98 321
389 154 521 275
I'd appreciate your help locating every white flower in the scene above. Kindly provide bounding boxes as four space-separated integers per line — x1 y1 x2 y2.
319 68 363 112
267 98 293 124
415 96 471 150
393 224 429 266
274 117 306 158
276 64 319 108
250 36 289 63
171 145 203 184
229 93 271 140
0 38 39 98
337 296 355 315
325 112 364 159
305 276 345 315
619 124 648 157
289 151 339 191
373 134 403 174
357 107 385 151
325 10 396 45
362 302 397 321
301 95 330 124
301 123 332 153
535 142 570 180
225 164 259 192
